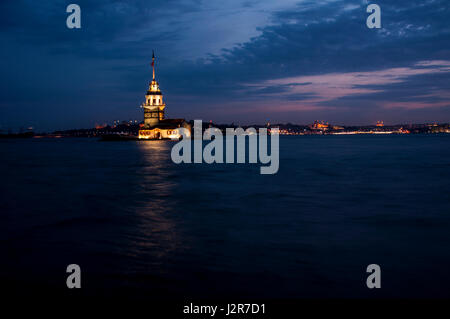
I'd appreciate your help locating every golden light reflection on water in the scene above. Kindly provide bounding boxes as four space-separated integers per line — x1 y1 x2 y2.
127 141 183 263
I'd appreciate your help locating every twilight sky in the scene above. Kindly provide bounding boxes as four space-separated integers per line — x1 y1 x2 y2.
1 0 449 131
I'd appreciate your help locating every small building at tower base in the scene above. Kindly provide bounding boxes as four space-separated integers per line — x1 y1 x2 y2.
138 119 191 140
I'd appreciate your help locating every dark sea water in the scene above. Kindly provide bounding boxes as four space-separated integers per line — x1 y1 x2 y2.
1 135 450 299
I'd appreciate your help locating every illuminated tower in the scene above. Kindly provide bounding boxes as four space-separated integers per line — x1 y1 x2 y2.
142 51 165 127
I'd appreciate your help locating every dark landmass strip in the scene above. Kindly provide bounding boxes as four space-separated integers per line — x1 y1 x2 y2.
2 121 449 138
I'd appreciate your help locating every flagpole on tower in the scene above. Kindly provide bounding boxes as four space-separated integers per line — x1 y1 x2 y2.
152 50 155 81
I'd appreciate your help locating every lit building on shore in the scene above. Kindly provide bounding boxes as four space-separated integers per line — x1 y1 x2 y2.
138 51 190 139
310 120 330 131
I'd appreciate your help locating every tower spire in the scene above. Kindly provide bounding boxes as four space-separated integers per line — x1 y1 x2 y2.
151 50 155 81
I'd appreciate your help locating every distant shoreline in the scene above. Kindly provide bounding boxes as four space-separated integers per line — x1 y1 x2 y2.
2 121 449 138
2 132 450 140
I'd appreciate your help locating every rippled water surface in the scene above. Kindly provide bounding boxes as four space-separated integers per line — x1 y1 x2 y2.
1 135 450 298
